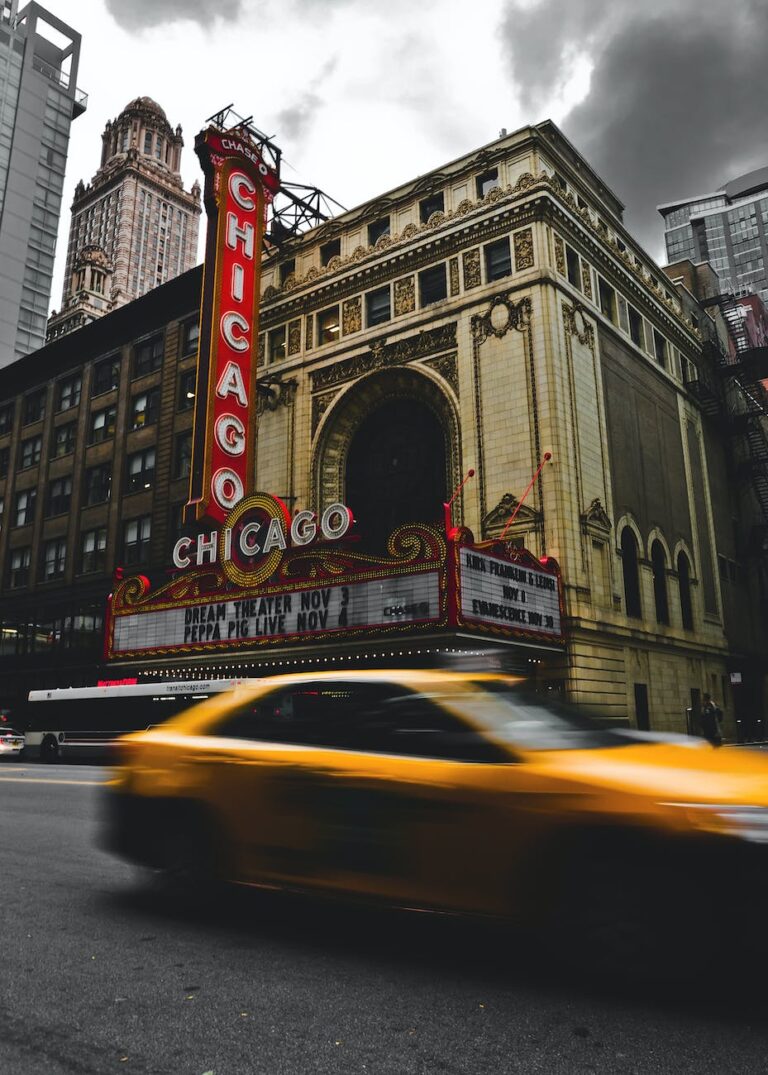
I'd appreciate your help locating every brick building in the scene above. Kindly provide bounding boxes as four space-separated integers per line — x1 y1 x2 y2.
1 120 766 734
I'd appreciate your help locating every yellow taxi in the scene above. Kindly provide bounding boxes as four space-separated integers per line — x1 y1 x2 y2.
102 670 768 966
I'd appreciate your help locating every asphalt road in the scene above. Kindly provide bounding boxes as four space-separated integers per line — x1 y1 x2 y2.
2 762 768 1075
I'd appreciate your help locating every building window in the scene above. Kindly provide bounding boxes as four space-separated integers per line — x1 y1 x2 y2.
14 488 36 527
419 192 444 224
131 387 161 429
320 239 341 266
92 355 120 395
0 402 14 436
566 245 581 289
133 335 163 378
123 516 151 565
126 447 156 493
628 306 644 348
89 406 116 444
23 389 46 425
476 170 499 198
41 538 67 580
653 329 668 368
173 432 193 479
598 277 617 325
368 217 390 246
268 326 287 363
651 540 669 625
317 306 340 345
47 476 72 517
620 527 642 619
84 463 111 506
181 320 199 356
178 370 196 410
485 239 512 282
80 527 107 574
279 258 296 285
143 130 153 154
56 374 82 412
365 286 391 327
419 264 447 307
50 422 76 459
19 435 42 469
0 446 8 478
8 547 31 588
169 503 186 549
678 551 694 630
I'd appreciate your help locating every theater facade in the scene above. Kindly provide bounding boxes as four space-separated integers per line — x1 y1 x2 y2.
0 119 765 735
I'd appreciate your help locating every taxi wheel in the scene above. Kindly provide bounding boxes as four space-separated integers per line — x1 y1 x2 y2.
152 807 225 907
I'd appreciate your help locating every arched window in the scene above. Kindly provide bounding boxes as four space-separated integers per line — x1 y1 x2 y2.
620 527 642 619
678 551 693 630
651 540 669 625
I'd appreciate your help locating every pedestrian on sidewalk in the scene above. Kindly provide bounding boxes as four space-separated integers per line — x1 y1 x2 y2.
699 692 723 746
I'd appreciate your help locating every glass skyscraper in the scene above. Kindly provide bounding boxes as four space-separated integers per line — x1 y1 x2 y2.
658 168 768 311
0 1 85 367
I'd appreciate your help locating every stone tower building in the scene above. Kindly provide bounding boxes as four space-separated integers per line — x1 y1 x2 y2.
48 97 200 342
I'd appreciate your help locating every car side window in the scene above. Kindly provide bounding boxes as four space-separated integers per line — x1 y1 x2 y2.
213 680 506 762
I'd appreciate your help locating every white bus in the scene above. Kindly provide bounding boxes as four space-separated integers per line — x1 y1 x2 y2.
25 679 255 762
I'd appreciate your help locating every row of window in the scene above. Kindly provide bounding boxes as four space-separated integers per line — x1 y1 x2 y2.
0 377 196 479
559 237 673 370
620 528 694 630
0 434 193 529
0 322 199 443
279 169 504 284
266 236 515 363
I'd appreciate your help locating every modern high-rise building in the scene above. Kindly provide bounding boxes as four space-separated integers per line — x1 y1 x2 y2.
658 167 768 308
0 1 85 367
47 96 201 342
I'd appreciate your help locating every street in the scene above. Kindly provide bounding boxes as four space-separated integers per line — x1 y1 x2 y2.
1 764 768 1075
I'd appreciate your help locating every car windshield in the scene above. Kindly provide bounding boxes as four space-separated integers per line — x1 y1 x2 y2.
448 680 635 752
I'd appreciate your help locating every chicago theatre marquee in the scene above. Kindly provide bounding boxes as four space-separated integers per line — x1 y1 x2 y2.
1 113 764 732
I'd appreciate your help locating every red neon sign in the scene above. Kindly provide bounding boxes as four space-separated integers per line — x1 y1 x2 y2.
186 128 280 525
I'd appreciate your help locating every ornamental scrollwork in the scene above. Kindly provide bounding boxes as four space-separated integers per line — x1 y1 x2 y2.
462 248 481 289
310 324 457 392
256 377 298 414
394 276 416 316
472 294 532 343
562 301 595 351
514 227 534 271
342 296 362 335
287 319 301 355
422 352 459 395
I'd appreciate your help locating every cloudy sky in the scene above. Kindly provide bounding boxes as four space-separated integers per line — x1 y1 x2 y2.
47 0 768 313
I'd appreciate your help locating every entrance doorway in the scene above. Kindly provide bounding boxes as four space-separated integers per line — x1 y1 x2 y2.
345 398 447 552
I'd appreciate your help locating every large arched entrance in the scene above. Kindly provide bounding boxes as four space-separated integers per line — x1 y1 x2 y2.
313 368 459 553
346 397 447 551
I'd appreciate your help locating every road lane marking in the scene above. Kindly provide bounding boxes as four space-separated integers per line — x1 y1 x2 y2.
0 776 106 786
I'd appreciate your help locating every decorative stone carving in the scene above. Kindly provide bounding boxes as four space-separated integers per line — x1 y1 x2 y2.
394 276 416 316
326 255 342 272
342 296 362 335
472 294 531 343
553 233 566 275
256 377 298 415
581 498 612 540
257 333 265 368
287 319 301 355
422 352 459 395
581 260 593 300
426 210 446 228
562 301 595 351
282 273 297 291
305 314 313 350
455 199 474 216
374 233 393 251
350 245 367 262
483 185 504 203
462 248 481 290
311 389 338 435
514 227 534 271
310 324 457 392
262 284 279 301
483 492 543 539
449 257 460 296
400 223 419 241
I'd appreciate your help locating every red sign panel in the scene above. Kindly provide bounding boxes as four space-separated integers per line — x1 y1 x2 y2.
186 128 280 525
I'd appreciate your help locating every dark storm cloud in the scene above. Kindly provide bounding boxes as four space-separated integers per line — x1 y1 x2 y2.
501 0 768 255
275 59 338 143
105 0 243 31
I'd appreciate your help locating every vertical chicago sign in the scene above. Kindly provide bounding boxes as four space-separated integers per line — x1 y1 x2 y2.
185 125 280 525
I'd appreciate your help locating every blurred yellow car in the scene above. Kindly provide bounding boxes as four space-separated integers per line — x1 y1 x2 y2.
102 670 768 967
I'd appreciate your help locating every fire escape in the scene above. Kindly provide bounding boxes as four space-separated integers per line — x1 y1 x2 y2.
687 295 768 554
